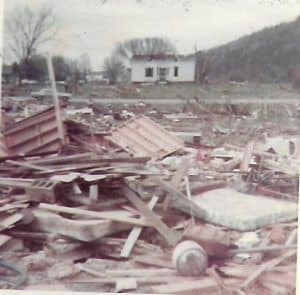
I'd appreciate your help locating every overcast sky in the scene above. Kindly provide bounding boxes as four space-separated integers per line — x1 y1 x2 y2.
3 0 300 70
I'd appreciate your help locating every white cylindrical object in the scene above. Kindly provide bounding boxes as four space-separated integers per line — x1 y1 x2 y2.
172 240 208 276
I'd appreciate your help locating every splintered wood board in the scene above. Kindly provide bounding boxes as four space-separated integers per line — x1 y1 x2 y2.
109 115 184 160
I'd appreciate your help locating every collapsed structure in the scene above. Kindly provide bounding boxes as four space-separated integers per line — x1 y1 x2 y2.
0 98 298 294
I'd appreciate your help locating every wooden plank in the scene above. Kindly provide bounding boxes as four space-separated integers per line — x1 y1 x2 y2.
133 255 174 269
259 271 296 289
120 196 159 258
5 159 53 172
115 278 137 292
66 275 191 285
122 185 181 246
240 249 296 289
47 54 65 144
38 203 149 227
151 177 207 219
105 268 177 277
151 277 240 294
285 228 297 246
32 209 131 242
190 181 227 195
0 234 11 247
240 139 256 172
163 160 189 211
89 184 98 202
218 155 242 171
0 213 23 231
0 203 28 212
28 152 93 165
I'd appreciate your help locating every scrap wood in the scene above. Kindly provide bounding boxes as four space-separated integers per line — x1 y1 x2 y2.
38 203 149 226
183 224 230 257
5 159 52 172
224 144 276 160
226 244 297 257
190 180 227 195
218 263 297 278
77 264 177 279
89 184 98 203
115 278 137 292
258 271 296 289
65 275 189 285
27 152 94 165
162 159 189 211
240 249 296 289
32 209 131 242
151 277 241 294
240 139 257 172
0 178 33 189
105 268 177 277
260 281 290 294
0 213 23 231
0 203 29 213
256 185 297 201
0 234 11 247
285 228 297 245
151 176 207 219
120 196 159 258
206 265 227 292
218 155 242 171
133 255 174 269
261 158 298 176
122 184 181 246
48 261 80 279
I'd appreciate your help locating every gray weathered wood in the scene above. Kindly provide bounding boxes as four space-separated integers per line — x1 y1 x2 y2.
122 184 181 246
120 196 158 258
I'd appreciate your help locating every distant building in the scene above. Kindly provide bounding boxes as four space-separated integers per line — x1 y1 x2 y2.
86 71 108 83
2 64 21 86
130 54 195 83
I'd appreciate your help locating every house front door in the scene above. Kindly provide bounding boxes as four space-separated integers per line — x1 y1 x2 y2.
158 68 168 81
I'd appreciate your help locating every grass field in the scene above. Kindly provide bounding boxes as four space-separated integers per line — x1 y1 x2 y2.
74 81 300 100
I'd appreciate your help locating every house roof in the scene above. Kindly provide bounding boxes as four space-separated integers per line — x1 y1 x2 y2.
132 54 185 61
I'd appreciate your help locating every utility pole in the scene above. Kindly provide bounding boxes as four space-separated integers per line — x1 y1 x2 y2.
47 53 65 145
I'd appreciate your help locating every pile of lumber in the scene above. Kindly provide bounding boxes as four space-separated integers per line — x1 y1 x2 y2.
0 107 297 294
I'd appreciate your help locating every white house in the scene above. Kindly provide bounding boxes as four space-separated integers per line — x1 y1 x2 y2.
130 54 195 83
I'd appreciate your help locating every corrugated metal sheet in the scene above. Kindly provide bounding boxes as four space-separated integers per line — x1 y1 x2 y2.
109 115 184 160
2 107 65 156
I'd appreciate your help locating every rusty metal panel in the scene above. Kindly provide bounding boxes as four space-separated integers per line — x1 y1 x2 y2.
109 115 184 159
3 107 65 156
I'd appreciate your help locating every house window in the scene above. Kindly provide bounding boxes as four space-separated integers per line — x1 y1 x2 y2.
145 68 153 77
174 66 179 77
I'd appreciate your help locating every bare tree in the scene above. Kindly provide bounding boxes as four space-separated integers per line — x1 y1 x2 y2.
103 56 125 84
5 3 58 76
114 37 177 61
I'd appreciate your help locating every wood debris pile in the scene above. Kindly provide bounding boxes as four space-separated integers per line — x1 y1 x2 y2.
0 103 298 294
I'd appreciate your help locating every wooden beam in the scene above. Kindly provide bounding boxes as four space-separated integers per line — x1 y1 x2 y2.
151 177 206 219
122 184 181 246
47 53 65 144
6 159 52 172
151 277 240 294
89 184 98 203
38 203 149 227
240 140 256 172
120 196 159 258
163 160 189 211
240 249 296 289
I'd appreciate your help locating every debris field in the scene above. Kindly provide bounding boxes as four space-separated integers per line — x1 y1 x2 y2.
0 98 298 294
